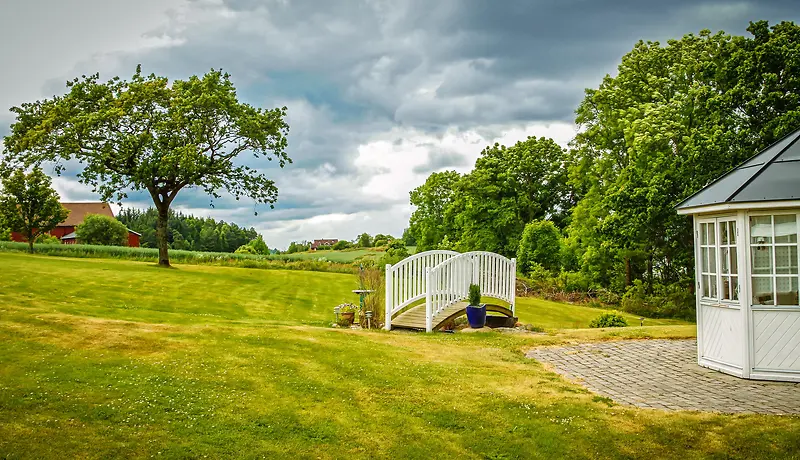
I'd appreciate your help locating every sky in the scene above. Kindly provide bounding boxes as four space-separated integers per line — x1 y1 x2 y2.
1 0 798 249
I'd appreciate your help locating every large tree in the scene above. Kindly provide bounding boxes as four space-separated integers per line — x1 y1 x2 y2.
408 170 462 251
568 21 800 292
3 66 290 266
0 168 70 253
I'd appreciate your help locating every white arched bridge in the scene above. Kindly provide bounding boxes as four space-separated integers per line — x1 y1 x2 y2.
385 250 516 332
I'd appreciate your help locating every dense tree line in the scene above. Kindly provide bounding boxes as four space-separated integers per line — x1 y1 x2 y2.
407 21 800 317
117 207 262 253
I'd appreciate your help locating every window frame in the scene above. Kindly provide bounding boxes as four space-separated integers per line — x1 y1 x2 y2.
696 216 739 305
746 211 800 308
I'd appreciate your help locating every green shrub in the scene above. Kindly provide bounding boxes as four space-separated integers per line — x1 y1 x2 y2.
246 235 269 254
378 240 410 267
468 284 481 306
589 311 628 328
620 280 696 321
234 244 257 254
35 233 61 244
332 240 352 250
0 227 10 242
76 214 128 246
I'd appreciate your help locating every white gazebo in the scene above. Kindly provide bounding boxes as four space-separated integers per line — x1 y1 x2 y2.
677 129 800 382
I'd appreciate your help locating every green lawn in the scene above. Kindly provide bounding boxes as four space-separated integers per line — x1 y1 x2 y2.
279 248 384 263
515 297 688 329
1 253 797 459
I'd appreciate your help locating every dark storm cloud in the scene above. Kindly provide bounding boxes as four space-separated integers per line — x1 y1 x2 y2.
412 149 470 174
2 0 799 247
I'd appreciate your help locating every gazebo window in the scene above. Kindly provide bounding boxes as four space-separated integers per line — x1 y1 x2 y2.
750 214 800 306
699 219 739 301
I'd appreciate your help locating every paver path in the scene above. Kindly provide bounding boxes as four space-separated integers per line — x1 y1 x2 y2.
527 339 800 414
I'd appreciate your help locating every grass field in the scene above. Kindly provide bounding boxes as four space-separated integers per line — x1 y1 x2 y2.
0 241 416 266
1 253 798 459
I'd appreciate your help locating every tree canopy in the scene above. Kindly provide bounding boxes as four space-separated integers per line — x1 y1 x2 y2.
0 168 70 252
3 66 290 266
116 207 261 253
408 136 571 256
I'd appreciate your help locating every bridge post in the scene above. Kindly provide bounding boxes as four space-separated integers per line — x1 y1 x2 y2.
385 263 393 331
510 258 517 315
425 267 433 332
471 254 479 285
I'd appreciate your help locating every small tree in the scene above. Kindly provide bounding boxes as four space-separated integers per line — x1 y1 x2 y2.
3 66 290 267
517 220 562 274
246 235 269 254
356 233 372 248
0 168 69 253
76 214 129 246
468 284 481 306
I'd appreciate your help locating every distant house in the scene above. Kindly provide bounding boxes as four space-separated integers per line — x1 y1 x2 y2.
10 202 141 247
310 238 338 250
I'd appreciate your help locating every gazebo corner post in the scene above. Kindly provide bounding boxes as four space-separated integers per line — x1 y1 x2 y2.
693 216 704 366
385 263 393 331
737 210 752 378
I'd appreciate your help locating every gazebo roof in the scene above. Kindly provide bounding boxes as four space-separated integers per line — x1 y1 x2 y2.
677 128 800 211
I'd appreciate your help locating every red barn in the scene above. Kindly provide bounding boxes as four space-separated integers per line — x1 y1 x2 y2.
10 202 140 247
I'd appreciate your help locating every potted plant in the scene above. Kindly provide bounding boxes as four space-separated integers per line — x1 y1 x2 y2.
465 284 486 328
339 303 358 325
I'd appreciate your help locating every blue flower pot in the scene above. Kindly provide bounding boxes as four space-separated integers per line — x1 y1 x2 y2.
466 304 487 328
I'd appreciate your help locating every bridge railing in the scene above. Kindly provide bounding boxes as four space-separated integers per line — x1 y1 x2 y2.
384 250 459 330
425 251 516 332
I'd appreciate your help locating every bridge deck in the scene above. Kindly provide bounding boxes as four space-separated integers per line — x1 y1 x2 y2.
391 301 514 331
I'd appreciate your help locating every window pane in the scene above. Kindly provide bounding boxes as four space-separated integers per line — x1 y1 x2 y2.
752 277 774 305
775 246 799 274
751 216 773 245
709 248 717 274
702 275 709 297
701 223 708 245
721 247 730 274
776 277 799 306
710 275 718 298
702 248 709 272
729 221 737 244
708 222 716 245
751 247 773 274
731 249 738 275
775 215 798 244
721 222 729 245
721 277 731 300
731 276 738 301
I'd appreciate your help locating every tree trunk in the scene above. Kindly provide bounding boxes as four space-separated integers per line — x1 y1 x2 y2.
155 205 170 267
28 237 34 254
625 257 632 287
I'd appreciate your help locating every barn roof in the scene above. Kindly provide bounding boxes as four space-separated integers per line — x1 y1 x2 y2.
59 202 115 227
677 128 800 211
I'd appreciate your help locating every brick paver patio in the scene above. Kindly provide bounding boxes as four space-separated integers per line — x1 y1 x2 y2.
526 339 800 414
